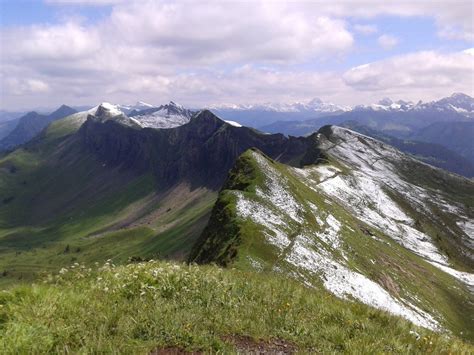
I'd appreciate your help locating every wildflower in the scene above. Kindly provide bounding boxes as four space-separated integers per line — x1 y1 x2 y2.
59 268 68 274
409 330 420 340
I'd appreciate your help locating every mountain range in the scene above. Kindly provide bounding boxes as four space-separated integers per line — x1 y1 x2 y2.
1 102 473 340
0 96 473 342
0 105 77 151
254 93 474 176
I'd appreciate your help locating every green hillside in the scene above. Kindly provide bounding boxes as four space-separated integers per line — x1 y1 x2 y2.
1 260 471 353
190 147 474 341
0 116 215 287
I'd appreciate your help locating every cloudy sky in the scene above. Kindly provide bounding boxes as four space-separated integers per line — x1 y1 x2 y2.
0 0 473 110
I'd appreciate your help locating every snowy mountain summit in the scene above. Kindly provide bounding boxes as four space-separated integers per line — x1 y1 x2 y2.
356 93 474 116
129 101 195 129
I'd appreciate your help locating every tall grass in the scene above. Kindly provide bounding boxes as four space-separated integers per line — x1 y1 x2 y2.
0 261 471 353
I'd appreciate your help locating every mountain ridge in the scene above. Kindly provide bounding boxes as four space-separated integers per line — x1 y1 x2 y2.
190 125 473 338
0 105 77 151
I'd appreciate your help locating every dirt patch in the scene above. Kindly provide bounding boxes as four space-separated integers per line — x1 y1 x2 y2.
378 273 400 297
150 347 202 355
222 335 298 354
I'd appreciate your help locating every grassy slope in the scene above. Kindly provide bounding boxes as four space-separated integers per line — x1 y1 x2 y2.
0 117 215 287
1 261 471 354
191 149 474 341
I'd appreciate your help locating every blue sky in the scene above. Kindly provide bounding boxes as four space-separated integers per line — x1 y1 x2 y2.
0 0 473 110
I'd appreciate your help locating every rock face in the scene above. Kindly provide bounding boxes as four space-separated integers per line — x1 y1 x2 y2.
190 125 474 337
79 110 309 189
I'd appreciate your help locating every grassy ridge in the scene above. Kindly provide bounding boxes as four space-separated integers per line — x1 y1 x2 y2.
1 261 472 354
190 149 474 341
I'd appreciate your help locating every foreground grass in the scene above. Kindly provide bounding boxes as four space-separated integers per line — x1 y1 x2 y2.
0 261 471 354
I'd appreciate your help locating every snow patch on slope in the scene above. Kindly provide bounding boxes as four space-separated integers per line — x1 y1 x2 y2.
233 152 442 330
301 126 474 286
252 152 303 223
286 233 439 330
235 191 291 250
224 120 242 127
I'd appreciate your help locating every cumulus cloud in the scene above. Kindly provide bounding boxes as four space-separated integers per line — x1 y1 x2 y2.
377 34 399 50
343 50 474 97
353 24 378 35
1 0 473 110
3 78 50 96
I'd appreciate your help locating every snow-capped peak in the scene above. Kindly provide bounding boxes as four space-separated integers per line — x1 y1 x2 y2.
127 101 195 129
377 98 393 106
95 102 124 118
117 101 156 114
307 97 323 105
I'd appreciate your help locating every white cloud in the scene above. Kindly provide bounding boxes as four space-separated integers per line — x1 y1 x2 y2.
377 34 399 50
343 50 474 97
45 0 125 5
4 78 50 95
353 24 378 35
1 1 473 110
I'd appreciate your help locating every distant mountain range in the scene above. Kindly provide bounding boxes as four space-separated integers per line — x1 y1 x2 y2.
209 98 350 127
256 93 474 176
0 105 77 151
1 93 472 179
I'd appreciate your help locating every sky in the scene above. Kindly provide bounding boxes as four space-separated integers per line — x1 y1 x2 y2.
0 0 473 110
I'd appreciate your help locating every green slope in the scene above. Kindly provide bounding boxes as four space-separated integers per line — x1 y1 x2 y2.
190 148 474 341
0 115 216 287
1 261 471 353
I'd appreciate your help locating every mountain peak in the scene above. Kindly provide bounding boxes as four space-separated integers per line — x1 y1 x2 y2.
49 105 77 120
95 102 123 118
308 97 323 105
167 100 183 108
378 97 393 106
450 92 472 99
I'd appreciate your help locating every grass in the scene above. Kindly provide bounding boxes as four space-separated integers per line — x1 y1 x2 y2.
0 117 217 286
1 260 472 354
191 149 474 341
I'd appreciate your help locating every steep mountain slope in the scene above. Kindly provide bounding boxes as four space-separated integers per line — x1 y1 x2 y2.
0 108 309 285
0 105 77 151
0 118 20 141
191 126 474 339
339 121 474 177
410 121 474 163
